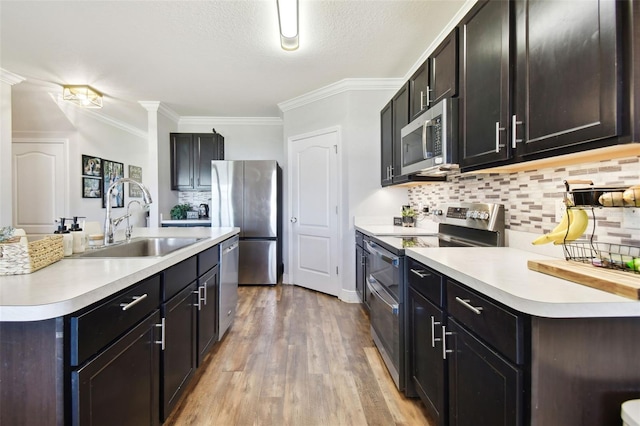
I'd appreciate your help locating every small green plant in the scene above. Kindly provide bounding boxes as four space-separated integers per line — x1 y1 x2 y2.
170 204 192 220
401 207 416 217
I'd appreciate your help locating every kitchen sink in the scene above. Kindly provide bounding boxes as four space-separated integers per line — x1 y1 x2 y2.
72 237 204 258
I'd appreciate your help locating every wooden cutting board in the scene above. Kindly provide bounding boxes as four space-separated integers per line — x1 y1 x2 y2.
527 259 640 300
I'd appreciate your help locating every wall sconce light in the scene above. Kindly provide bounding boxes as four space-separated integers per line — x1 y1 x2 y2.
62 85 103 108
277 0 299 51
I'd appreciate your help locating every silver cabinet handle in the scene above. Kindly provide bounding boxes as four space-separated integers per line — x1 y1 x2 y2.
420 90 425 110
426 85 432 107
431 316 441 348
155 318 165 351
442 325 453 359
119 294 148 311
512 115 523 148
455 296 483 315
495 121 505 153
193 287 203 310
410 268 431 278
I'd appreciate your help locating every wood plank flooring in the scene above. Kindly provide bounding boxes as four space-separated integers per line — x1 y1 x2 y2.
165 284 433 426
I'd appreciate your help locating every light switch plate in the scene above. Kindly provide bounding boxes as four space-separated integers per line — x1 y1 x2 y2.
623 208 640 230
555 199 567 222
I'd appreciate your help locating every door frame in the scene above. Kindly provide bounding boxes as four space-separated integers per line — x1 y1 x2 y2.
286 126 343 296
12 137 70 231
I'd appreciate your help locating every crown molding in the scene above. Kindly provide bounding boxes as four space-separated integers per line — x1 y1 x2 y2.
179 116 283 126
54 94 147 139
277 78 405 112
0 68 26 85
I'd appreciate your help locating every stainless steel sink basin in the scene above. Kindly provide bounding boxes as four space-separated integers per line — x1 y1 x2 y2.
72 237 204 258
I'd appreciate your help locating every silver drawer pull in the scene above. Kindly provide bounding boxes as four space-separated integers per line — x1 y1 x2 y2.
431 316 441 348
410 268 431 278
442 325 454 360
119 294 148 311
155 318 165 351
455 296 483 315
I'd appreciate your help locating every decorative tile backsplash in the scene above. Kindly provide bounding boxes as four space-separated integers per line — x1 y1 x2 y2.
178 191 211 208
407 156 640 246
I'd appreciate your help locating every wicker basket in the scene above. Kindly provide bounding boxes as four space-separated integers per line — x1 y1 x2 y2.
0 235 64 275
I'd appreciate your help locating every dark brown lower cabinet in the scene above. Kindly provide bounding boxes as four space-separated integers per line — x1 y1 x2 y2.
162 281 197 421
197 264 219 365
71 311 161 426
408 287 446 425
446 318 522 426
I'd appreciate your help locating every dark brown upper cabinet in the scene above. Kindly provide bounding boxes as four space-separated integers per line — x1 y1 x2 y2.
392 82 410 184
409 29 459 122
380 100 394 187
513 0 620 157
460 0 622 172
170 133 224 191
459 0 512 170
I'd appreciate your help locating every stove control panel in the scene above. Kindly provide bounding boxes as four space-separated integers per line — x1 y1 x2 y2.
433 202 505 236
465 210 490 221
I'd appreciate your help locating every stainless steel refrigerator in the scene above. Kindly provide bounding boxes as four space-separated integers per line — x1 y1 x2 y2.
211 160 282 285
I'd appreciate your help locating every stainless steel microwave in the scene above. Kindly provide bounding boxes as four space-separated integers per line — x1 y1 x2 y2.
400 98 458 176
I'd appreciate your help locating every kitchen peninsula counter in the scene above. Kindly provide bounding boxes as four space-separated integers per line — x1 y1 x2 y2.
0 227 239 322
407 246 640 318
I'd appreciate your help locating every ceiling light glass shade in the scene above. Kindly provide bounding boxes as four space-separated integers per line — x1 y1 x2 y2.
62 85 103 108
277 0 299 51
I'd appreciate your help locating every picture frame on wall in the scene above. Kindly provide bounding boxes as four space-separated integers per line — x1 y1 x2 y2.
128 165 143 197
82 155 102 177
102 159 125 208
82 177 101 198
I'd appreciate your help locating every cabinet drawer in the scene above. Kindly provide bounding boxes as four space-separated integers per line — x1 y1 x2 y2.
198 244 219 276
70 274 161 366
164 256 197 301
446 280 524 364
407 258 444 307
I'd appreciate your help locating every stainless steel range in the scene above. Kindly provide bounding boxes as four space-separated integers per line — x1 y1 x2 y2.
365 202 505 392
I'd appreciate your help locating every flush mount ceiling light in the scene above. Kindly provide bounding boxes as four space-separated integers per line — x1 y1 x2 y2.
62 85 103 108
277 0 299 51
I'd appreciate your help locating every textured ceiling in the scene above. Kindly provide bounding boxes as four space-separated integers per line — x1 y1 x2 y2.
1 0 467 131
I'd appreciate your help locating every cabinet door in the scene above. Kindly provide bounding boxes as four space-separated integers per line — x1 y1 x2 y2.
162 282 197 421
460 0 511 170
170 134 194 190
430 28 458 106
447 318 522 426
392 82 410 184
409 60 430 121
380 100 394 186
72 311 161 426
355 244 365 304
514 0 619 156
409 288 446 426
197 265 218 366
194 134 217 190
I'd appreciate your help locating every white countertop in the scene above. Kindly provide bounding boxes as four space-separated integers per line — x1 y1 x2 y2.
0 227 239 322
407 247 640 318
161 219 212 225
355 221 640 318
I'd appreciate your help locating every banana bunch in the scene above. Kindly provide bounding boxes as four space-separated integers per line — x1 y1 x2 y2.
532 207 589 245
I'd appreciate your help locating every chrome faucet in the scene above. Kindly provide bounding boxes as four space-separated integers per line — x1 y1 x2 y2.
104 178 152 245
125 200 142 242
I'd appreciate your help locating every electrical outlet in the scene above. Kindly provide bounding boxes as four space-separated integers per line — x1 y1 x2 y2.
623 208 640 230
555 199 567 222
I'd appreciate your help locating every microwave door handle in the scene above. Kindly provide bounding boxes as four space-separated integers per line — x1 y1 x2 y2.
422 119 434 159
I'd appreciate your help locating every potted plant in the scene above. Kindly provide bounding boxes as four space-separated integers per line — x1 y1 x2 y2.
401 206 416 227
170 203 192 220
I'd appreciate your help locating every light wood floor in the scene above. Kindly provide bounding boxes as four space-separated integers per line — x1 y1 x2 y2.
165 284 433 426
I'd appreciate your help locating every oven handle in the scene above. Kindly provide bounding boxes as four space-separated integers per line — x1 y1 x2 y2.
366 276 399 315
364 240 399 265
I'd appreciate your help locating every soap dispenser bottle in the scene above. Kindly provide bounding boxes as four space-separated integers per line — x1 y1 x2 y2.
54 218 74 256
69 216 87 253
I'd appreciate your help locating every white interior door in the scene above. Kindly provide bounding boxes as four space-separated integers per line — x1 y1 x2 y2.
12 140 67 234
289 128 340 297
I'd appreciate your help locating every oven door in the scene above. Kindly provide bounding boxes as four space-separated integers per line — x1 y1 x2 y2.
367 276 400 389
365 240 401 389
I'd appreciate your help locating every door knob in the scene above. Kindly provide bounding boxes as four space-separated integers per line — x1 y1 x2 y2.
290 217 297 223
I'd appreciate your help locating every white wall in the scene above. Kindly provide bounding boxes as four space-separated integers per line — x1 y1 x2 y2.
282 89 408 300
11 88 150 231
